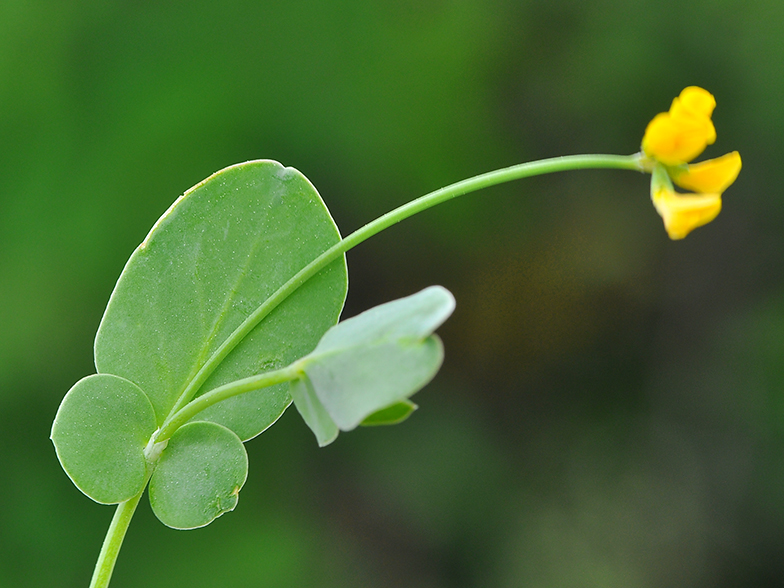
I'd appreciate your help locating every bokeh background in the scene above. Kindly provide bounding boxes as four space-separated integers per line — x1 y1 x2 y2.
1 1 781 586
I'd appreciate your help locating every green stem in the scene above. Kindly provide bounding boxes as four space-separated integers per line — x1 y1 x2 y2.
169 153 643 415
88 490 143 588
158 364 301 442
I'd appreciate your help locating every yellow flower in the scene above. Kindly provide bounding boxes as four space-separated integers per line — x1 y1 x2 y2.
641 87 741 239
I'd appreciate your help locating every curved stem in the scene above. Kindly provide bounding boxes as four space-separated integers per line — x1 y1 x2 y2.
89 152 645 588
169 153 643 415
89 490 143 588
158 364 301 442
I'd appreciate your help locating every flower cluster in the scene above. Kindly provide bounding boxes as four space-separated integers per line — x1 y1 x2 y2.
641 86 741 240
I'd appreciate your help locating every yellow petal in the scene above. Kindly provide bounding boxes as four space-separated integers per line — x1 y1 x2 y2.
652 187 722 240
641 87 718 165
675 86 716 119
642 113 680 160
674 151 742 194
669 101 716 146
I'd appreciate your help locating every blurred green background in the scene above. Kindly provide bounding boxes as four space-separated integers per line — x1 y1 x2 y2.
1 0 781 586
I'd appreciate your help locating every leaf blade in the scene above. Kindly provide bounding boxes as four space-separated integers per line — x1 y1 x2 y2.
94 160 348 439
307 335 444 430
50 374 157 504
360 400 418 426
296 287 454 432
148 421 248 530
313 285 455 354
289 376 339 447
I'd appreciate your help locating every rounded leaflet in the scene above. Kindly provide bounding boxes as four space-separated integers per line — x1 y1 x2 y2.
149 421 248 529
51 373 157 504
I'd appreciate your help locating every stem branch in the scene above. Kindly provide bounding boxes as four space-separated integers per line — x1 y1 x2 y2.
158 364 301 442
170 153 643 415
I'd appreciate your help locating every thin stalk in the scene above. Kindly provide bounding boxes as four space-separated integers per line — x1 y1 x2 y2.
169 153 643 415
88 490 143 588
158 364 301 442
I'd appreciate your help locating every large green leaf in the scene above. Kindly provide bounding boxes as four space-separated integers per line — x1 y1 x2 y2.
293 286 455 435
93 160 348 441
148 421 248 530
50 374 157 504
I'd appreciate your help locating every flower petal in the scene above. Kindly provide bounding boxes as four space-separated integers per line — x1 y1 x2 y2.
652 187 722 240
674 151 742 194
642 87 717 165
674 86 716 120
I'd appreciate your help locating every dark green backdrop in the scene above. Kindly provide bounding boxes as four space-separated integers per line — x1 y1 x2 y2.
1 1 781 586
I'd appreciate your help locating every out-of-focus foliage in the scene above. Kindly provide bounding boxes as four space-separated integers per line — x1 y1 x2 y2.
0 0 781 586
